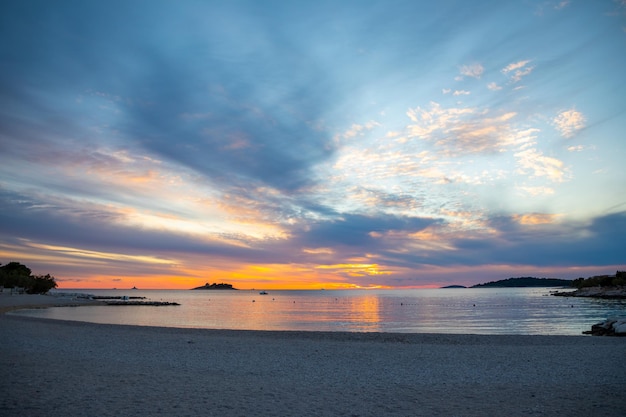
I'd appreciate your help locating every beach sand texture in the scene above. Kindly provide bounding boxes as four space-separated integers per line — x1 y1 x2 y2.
1 295 625 416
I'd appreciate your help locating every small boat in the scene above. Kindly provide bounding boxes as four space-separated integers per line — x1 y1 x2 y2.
259 291 268 295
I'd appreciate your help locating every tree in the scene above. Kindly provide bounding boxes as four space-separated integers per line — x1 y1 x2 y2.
0 262 58 294
30 274 58 294
0 262 31 288
572 272 626 289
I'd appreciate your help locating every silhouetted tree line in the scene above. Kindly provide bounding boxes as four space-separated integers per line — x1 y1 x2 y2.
572 271 626 289
471 277 573 288
0 262 58 294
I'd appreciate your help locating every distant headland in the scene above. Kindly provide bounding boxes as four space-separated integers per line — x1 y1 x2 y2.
471 277 573 288
191 282 238 290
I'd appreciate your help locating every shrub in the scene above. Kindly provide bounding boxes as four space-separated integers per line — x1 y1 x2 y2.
0 262 58 294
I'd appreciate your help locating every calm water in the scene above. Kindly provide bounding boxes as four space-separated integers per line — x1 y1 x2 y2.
11 288 626 335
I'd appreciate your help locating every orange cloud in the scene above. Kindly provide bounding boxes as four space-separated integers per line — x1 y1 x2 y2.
513 213 561 225
315 263 392 277
303 247 335 255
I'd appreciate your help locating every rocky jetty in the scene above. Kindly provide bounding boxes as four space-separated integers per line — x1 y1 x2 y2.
583 318 626 336
552 286 626 299
104 300 180 306
91 295 147 300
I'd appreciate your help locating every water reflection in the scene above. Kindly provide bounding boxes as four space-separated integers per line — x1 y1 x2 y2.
11 288 626 335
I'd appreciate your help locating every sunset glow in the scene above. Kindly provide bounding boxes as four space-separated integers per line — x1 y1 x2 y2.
1 1 624 289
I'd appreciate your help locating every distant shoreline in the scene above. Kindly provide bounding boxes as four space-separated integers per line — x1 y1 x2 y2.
471 277 573 288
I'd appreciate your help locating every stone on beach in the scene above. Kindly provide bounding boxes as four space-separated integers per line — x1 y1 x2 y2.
583 318 626 336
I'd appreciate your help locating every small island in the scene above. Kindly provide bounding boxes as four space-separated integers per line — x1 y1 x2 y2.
192 282 238 290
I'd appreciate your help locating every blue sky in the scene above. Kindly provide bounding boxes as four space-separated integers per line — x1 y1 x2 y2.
1 0 624 289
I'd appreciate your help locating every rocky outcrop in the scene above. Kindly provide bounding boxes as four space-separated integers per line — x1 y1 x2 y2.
583 318 626 336
552 286 626 299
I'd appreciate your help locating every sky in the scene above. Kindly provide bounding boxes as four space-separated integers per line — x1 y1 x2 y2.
1 0 625 290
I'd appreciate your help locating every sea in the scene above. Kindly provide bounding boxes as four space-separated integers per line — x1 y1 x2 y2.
10 287 626 336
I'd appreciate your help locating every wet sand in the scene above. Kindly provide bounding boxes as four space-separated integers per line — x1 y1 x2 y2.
1 294 625 416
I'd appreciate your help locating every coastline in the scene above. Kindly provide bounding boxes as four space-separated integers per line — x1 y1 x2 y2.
0 292 103 314
1 295 625 416
553 285 626 299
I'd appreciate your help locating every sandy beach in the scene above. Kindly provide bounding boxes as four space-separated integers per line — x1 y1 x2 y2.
1 294 625 416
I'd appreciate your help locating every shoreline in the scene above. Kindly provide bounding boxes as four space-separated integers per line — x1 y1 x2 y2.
1 295 626 416
1 291 621 336
0 292 104 314
553 285 626 299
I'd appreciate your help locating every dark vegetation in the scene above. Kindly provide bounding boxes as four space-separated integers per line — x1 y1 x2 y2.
572 271 626 289
0 262 58 294
192 282 237 290
472 277 573 288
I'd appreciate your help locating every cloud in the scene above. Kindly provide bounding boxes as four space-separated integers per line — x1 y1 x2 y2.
510 66 534 83
481 212 626 266
0 2 339 196
368 211 626 270
512 213 561 225
315 263 391 278
0 0 622 288
297 213 435 248
534 1 571 16
502 60 534 83
554 1 570 10
502 61 531 73
414 211 626 269
302 247 334 255
458 63 484 79
406 102 524 155
339 120 381 140
516 186 555 196
567 145 584 152
553 109 585 138
514 147 566 182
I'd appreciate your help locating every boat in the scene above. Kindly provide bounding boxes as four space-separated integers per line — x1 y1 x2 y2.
259 290 268 295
